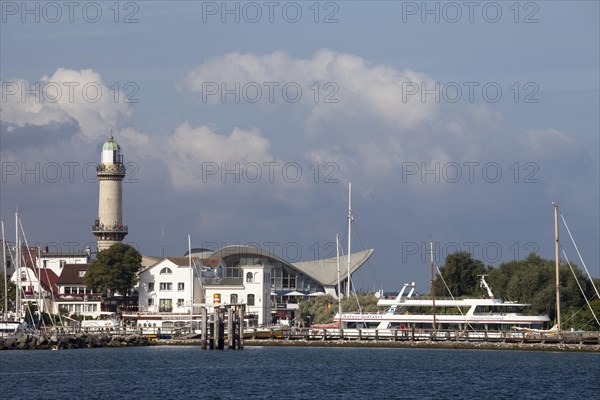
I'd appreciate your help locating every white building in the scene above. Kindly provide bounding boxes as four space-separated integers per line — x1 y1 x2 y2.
203 262 272 326
138 257 203 314
53 263 102 318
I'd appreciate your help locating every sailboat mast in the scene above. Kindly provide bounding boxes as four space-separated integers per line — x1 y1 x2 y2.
188 234 193 318
553 203 561 330
1 220 8 320
430 239 437 335
346 182 352 298
336 234 341 318
15 211 20 320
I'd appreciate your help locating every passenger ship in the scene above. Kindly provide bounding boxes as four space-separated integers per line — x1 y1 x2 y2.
335 276 551 333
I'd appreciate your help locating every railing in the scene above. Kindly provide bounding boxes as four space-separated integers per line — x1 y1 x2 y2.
92 224 128 232
242 327 600 345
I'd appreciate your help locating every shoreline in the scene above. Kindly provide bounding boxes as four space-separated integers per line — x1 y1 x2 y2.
2 333 598 353
157 338 600 353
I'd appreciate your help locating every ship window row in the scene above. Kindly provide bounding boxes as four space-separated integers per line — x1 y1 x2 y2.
473 306 525 315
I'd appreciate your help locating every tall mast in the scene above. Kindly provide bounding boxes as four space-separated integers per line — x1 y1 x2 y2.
15 211 20 320
346 182 352 298
1 220 7 320
430 239 437 335
336 234 341 318
553 202 561 330
188 234 193 317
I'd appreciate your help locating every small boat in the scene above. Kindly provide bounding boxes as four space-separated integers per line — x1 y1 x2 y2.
81 311 120 330
0 320 27 338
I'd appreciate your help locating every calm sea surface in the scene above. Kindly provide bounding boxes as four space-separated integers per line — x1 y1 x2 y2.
1 346 598 399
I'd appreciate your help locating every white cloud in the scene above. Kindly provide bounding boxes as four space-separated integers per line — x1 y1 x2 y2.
185 49 438 133
166 122 275 190
1 68 133 140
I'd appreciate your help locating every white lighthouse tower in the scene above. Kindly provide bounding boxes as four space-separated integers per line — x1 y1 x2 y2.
92 134 128 251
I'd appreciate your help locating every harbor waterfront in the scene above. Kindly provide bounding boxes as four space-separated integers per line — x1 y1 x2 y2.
2 328 599 352
1 346 598 399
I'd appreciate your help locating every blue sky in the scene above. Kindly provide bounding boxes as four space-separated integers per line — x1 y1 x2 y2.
1 1 598 292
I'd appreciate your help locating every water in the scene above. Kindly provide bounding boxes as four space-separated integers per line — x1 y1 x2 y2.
1 346 598 399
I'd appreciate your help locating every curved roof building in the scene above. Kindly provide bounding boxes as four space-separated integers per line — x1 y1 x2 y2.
187 244 374 297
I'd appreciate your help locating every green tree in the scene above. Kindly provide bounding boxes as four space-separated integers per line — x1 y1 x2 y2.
85 244 142 297
0 273 17 315
487 253 597 327
434 251 488 297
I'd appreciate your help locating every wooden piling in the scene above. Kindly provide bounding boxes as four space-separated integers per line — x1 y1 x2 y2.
227 308 234 349
200 307 207 350
238 305 244 349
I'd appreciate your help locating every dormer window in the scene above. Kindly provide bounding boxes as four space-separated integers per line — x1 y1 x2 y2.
160 267 172 275
78 270 86 277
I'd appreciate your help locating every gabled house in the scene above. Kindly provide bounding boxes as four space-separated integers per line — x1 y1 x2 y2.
53 264 101 317
138 257 203 314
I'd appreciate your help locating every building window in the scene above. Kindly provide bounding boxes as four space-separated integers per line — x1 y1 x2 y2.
148 298 154 306
247 294 255 306
177 299 185 307
246 272 253 283
148 282 154 292
178 282 184 291
230 294 238 304
160 267 172 274
159 299 172 312
78 270 86 277
159 282 172 291
60 260 66 268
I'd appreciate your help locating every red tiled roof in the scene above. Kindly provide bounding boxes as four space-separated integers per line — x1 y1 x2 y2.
38 269 59 294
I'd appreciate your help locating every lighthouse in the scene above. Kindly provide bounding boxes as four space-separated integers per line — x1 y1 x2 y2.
92 134 128 251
